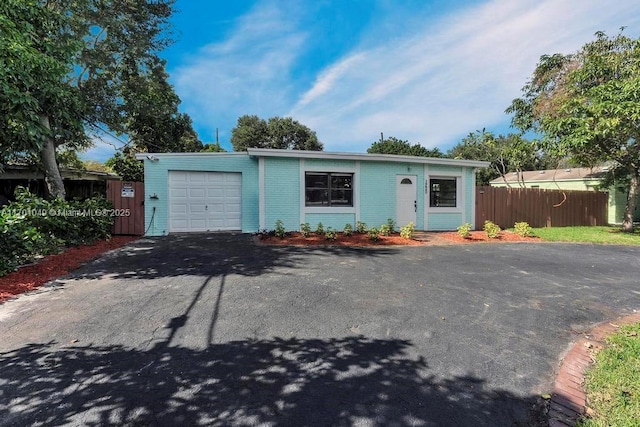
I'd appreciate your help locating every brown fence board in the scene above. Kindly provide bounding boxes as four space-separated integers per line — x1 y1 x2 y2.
475 186 608 229
106 181 145 235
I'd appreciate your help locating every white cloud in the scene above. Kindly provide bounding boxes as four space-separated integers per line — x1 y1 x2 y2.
172 1 308 142
289 0 640 152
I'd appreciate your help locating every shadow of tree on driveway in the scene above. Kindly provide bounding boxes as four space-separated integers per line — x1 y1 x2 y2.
0 336 546 426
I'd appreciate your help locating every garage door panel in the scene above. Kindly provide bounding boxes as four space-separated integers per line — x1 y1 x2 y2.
169 171 242 232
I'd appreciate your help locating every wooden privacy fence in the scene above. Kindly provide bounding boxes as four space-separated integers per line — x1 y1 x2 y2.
106 181 145 235
475 186 608 229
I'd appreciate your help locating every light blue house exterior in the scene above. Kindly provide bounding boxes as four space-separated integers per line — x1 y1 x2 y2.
137 149 488 236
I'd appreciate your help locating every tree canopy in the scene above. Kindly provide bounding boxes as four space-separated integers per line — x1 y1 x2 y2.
230 115 323 151
367 137 444 158
447 130 556 186
507 30 640 231
0 0 201 197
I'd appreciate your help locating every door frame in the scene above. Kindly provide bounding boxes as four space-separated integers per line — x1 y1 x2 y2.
396 174 417 227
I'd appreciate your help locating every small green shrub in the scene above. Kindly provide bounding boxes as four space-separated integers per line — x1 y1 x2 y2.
483 220 501 239
300 223 311 237
275 220 286 239
457 223 472 239
514 221 532 237
325 227 337 241
315 222 324 234
386 218 396 232
355 221 368 233
379 224 392 236
343 223 353 236
400 222 415 239
368 227 379 241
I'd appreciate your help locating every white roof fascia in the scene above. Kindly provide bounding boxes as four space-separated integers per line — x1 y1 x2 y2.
246 148 490 168
134 152 249 160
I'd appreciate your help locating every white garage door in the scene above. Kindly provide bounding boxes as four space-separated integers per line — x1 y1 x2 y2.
168 171 242 232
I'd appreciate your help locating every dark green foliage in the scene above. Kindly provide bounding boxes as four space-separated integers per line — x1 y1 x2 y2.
231 115 323 151
104 150 144 182
368 137 443 157
0 188 113 276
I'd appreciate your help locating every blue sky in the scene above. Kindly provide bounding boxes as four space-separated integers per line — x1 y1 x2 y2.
83 0 640 161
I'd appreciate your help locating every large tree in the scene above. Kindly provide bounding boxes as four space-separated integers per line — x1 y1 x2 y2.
1 0 199 198
447 130 554 186
367 136 444 158
231 115 323 151
507 30 640 231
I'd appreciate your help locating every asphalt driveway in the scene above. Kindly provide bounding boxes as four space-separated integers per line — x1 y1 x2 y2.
1 234 639 426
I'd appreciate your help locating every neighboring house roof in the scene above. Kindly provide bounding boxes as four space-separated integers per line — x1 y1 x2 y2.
0 165 120 181
137 149 491 169
489 166 608 184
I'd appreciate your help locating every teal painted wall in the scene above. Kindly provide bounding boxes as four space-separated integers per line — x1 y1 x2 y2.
305 213 356 230
359 161 424 229
142 154 258 235
428 213 464 230
263 157 300 231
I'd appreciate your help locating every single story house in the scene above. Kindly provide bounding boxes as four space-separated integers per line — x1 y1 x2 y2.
489 166 640 224
136 148 489 236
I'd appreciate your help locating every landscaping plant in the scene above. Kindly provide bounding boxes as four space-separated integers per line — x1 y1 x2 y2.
514 221 532 238
325 227 337 241
275 220 286 239
315 222 324 234
483 220 501 239
386 218 396 232
368 227 379 241
355 221 368 233
400 222 415 239
300 222 311 237
457 223 472 239
343 223 353 236
379 224 392 236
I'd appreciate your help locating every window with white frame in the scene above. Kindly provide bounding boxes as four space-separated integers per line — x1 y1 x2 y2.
429 177 457 207
305 172 353 206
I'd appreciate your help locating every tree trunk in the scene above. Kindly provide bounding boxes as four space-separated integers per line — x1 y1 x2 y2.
39 115 66 199
622 171 639 233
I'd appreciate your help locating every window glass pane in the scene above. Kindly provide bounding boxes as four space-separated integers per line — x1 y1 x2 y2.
331 189 353 205
306 173 328 189
305 172 354 207
429 178 457 207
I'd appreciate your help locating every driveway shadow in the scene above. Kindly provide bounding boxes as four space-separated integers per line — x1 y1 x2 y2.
0 337 546 426
75 233 401 281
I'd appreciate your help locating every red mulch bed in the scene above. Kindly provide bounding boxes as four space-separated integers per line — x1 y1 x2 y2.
259 231 539 247
0 236 138 303
259 232 426 246
438 230 540 244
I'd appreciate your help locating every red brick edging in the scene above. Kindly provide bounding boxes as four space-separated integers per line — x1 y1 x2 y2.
549 310 640 426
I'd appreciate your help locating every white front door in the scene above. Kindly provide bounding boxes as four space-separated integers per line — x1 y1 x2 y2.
396 175 417 227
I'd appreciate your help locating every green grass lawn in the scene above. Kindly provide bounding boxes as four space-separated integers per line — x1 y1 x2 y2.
531 226 640 245
578 323 640 426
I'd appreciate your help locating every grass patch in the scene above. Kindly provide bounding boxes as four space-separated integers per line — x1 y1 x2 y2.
578 323 640 426
531 226 640 245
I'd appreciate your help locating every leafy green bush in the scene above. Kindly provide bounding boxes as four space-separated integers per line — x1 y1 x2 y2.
356 221 368 233
315 222 324 234
0 188 114 276
325 227 337 241
275 220 286 239
386 218 396 232
457 223 472 239
400 222 415 239
483 220 501 239
300 222 311 237
379 224 392 236
514 221 532 237
368 227 379 241
343 223 353 236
